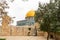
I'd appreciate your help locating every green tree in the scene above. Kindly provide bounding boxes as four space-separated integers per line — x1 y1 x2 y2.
35 0 60 40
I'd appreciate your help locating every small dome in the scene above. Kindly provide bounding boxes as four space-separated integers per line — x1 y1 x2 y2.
26 10 35 17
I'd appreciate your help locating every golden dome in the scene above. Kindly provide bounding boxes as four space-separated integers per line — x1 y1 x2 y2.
26 10 35 17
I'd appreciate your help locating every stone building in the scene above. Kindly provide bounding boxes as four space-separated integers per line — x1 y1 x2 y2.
17 10 35 26
0 10 47 36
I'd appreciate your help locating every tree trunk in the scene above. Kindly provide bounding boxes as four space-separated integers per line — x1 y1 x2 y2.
34 26 37 36
47 32 50 40
54 33 57 40
34 28 37 36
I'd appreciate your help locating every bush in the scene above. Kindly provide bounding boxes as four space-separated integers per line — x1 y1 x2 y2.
0 38 6 40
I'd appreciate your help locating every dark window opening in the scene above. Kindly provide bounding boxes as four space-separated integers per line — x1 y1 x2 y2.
28 28 31 30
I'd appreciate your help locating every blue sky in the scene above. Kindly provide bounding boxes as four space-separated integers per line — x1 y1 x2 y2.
0 0 50 25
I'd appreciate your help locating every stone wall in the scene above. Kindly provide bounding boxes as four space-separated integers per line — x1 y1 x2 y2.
0 26 35 36
0 25 47 36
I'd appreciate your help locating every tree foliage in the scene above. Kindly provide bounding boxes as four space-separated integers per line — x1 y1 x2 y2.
35 0 60 32
34 0 60 40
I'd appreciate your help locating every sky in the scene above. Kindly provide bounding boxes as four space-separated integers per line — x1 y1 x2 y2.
0 0 50 25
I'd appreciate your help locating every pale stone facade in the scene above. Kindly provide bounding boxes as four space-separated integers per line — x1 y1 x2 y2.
0 25 35 36
0 24 47 36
